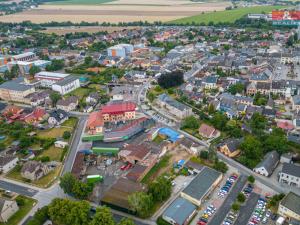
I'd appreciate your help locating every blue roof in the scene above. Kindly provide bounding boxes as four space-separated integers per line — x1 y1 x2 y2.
163 197 196 225
159 127 180 142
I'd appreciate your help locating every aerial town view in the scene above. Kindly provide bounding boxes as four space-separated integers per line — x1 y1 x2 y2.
1 0 300 225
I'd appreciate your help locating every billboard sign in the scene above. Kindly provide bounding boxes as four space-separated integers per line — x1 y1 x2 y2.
272 10 300 26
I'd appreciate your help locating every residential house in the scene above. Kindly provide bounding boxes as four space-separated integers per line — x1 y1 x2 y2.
0 156 18 173
23 108 47 124
156 94 193 120
54 140 69 149
86 111 104 135
56 96 78 112
253 151 279 177
202 76 218 90
48 109 69 126
292 95 300 112
21 161 51 181
278 192 300 222
0 198 19 222
198 123 220 139
217 138 241 158
2 105 23 119
279 163 300 188
86 92 100 105
162 197 197 225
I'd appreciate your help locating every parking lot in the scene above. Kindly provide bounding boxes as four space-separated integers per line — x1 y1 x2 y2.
208 175 247 225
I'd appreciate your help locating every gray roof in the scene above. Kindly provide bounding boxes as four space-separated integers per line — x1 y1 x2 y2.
280 192 300 215
0 156 17 167
254 151 279 175
163 197 196 225
0 77 33 92
282 163 300 178
54 76 79 86
158 93 191 111
182 167 221 201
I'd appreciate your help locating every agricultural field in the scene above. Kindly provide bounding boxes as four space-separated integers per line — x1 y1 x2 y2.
171 5 287 24
0 0 230 23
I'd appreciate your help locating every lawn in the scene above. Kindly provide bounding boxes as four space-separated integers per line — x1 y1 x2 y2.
141 155 171 184
39 146 63 162
46 0 115 5
61 117 78 128
37 127 72 139
6 165 62 188
66 87 93 98
0 196 36 225
170 5 286 25
153 135 165 144
182 128 203 140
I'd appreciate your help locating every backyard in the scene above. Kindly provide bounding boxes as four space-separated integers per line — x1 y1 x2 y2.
0 196 36 225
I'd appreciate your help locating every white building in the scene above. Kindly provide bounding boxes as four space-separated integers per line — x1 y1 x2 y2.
11 52 36 62
107 44 134 58
0 156 18 174
35 71 70 88
52 76 80 95
279 163 300 188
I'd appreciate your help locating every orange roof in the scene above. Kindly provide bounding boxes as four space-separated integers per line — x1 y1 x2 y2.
87 111 103 128
101 102 136 115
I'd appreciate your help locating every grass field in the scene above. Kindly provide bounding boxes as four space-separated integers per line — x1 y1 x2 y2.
170 5 286 24
47 0 115 5
39 146 63 161
37 127 72 139
0 196 36 225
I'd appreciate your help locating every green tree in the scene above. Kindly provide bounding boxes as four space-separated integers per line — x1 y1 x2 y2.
237 193 246 203
128 192 153 218
63 131 71 140
228 83 244 95
29 65 41 76
118 218 135 225
50 92 61 107
72 180 93 200
148 176 172 203
59 172 77 194
240 136 263 168
211 112 228 131
263 128 288 154
157 71 184 89
48 198 90 225
200 150 209 159
248 175 255 184
213 159 228 173
89 206 115 225
250 113 267 132
181 116 199 130
232 203 240 211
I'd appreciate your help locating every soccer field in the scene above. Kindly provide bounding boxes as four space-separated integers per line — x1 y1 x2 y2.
170 5 287 25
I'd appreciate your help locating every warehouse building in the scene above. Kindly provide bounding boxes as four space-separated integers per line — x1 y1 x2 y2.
180 167 222 206
35 71 69 87
162 197 197 225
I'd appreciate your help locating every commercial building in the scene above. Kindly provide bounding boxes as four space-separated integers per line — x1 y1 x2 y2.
52 76 80 95
162 197 197 225
0 78 35 103
11 52 36 62
35 71 69 87
279 163 300 188
101 102 136 122
156 94 193 120
107 44 134 58
278 192 300 222
180 167 222 206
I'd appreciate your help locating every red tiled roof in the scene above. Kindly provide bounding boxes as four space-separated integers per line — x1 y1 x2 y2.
87 111 103 128
101 102 136 114
199 123 216 137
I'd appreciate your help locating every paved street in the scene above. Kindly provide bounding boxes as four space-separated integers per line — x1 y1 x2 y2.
62 116 87 175
208 175 247 225
0 180 38 197
234 193 260 225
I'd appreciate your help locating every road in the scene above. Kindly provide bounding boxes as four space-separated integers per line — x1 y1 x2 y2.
234 193 260 225
208 175 247 225
62 115 87 175
0 180 38 197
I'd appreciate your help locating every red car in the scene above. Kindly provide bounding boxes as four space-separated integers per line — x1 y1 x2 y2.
121 163 133 171
197 221 207 225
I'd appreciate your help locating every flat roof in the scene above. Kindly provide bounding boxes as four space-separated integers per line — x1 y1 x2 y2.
163 197 196 225
182 167 221 201
12 52 35 59
54 75 79 86
35 71 69 79
0 77 34 92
